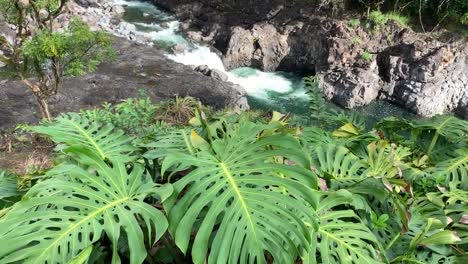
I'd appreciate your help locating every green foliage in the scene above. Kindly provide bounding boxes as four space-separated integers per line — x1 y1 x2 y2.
0 170 19 209
0 155 171 263
369 10 389 26
307 191 383 264
361 51 373 61
348 18 361 27
304 76 366 130
385 12 410 26
33 113 138 162
23 18 114 77
0 98 467 263
0 1 114 120
161 119 318 264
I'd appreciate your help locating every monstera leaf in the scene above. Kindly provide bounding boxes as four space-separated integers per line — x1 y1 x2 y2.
33 113 137 162
410 115 468 155
428 148 468 190
0 170 18 201
162 121 318 264
411 115 468 142
144 128 195 160
306 191 384 264
0 154 171 264
310 144 366 180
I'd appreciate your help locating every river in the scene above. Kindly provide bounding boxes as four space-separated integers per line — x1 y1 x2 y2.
113 0 415 123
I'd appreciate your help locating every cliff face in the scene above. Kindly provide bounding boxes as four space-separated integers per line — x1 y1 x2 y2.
153 0 468 118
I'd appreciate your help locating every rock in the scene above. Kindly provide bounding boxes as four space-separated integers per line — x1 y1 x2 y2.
75 0 100 8
194 65 229 82
111 5 125 17
223 23 289 71
210 69 229 82
0 37 249 130
377 43 468 117
321 63 381 108
116 22 136 35
194 65 211 75
152 0 468 118
172 43 186 54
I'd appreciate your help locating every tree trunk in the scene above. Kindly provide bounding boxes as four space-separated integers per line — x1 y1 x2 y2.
35 95 52 121
21 79 52 121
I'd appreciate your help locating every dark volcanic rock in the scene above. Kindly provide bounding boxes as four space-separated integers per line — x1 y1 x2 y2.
152 0 468 118
0 37 248 130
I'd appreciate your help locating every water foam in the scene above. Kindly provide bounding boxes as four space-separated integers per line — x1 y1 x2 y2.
112 0 305 102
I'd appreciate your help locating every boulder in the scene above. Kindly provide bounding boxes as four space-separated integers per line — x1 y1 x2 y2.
210 69 229 82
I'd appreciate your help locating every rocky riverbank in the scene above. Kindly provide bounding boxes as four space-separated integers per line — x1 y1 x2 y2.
0 0 249 130
152 0 468 118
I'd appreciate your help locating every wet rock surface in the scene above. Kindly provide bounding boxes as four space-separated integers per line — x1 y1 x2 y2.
152 0 468 118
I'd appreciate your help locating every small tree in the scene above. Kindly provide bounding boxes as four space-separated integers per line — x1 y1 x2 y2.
0 0 114 120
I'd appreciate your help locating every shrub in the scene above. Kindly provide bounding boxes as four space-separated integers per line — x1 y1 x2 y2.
0 2 114 120
361 51 373 61
369 10 389 26
348 18 361 27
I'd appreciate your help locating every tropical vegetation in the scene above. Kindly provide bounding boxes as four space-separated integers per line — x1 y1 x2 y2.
0 90 466 263
0 0 114 120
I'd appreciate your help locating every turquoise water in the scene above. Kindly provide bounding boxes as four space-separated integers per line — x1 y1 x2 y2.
113 0 415 120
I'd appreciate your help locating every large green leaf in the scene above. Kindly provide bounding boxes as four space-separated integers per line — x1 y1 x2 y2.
162 121 318 264
143 128 194 160
410 115 468 156
0 170 18 202
306 191 384 264
310 144 366 180
33 113 137 162
411 115 468 142
364 141 411 178
0 154 170 264
428 148 468 190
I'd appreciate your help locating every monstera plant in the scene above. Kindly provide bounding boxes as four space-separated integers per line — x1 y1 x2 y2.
0 102 466 264
161 120 319 264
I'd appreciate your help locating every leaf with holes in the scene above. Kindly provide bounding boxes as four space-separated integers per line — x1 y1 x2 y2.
162 121 318 264
0 154 170 264
428 148 468 190
143 128 195 160
310 144 366 180
33 113 137 162
306 191 384 264
0 170 18 202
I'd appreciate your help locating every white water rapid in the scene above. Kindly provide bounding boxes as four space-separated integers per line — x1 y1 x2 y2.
111 0 309 111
